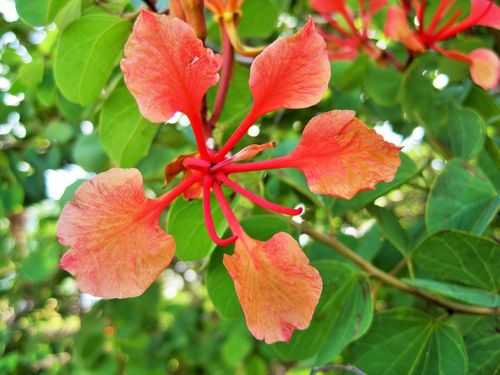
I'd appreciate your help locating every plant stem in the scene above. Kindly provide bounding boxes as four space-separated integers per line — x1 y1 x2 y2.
142 0 157 11
294 221 499 315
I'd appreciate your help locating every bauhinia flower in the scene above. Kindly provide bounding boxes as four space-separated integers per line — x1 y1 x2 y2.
57 10 401 343
384 0 500 89
309 0 389 62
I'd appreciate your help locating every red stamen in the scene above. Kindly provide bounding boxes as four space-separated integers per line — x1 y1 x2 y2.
158 174 202 210
339 6 360 36
217 155 294 174
433 45 472 64
216 173 303 216
431 10 462 41
322 13 351 36
426 0 455 35
214 109 259 162
203 176 237 246
183 157 210 171
417 0 427 33
213 181 244 237
435 0 493 40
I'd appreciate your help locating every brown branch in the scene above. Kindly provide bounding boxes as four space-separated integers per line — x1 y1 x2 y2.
294 221 498 316
311 364 366 375
142 0 157 11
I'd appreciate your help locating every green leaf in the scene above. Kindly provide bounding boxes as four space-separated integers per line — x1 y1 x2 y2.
238 0 278 38
19 244 60 283
364 64 402 106
53 0 82 30
426 160 499 234
15 0 67 26
16 56 44 90
368 205 409 254
412 231 500 292
349 308 467 375
448 107 485 160
452 316 500 375
99 84 157 167
72 133 108 172
333 154 419 215
54 11 131 104
44 121 75 144
221 329 252 367
405 278 499 308
206 215 291 320
270 260 373 363
166 197 227 261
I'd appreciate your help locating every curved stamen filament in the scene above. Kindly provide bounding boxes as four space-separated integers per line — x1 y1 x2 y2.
431 10 462 41
213 181 244 237
187 111 211 160
157 174 202 210
183 157 210 171
203 176 237 246
217 173 303 216
214 109 259 162
217 156 294 174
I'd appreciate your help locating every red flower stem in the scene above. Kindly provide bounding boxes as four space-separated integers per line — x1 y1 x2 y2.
217 155 294 174
216 173 303 216
183 157 210 171
203 176 237 246
213 109 259 162
431 10 462 41
213 181 244 237
435 1 493 40
322 13 351 36
433 45 472 64
208 25 234 131
357 0 368 36
339 6 359 36
426 0 454 35
417 0 427 33
187 111 211 160
157 174 201 210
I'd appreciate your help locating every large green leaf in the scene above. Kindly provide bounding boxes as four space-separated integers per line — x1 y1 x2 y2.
99 84 157 167
238 0 278 38
426 160 499 234
368 205 409 254
364 64 403 106
349 308 467 375
412 231 500 292
166 197 227 261
404 278 499 308
452 315 500 375
448 106 485 160
15 0 68 26
270 260 373 363
72 133 108 172
333 154 419 215
54 11 131 104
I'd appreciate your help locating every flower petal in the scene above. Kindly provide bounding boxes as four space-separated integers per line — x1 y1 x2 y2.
249 18 330 116
57 168 175 298
121 10 221 122
471 0 500 29
289 110 401 199
224 233 322 344
232 142 276 163
310 0 345 13
384 6 425 52
468 48 500 90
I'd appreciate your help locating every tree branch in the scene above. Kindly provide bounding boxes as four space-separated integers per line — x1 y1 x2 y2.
294 221 498 316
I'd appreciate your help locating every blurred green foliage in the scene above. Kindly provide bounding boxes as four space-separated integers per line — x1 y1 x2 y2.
1 0 499 374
